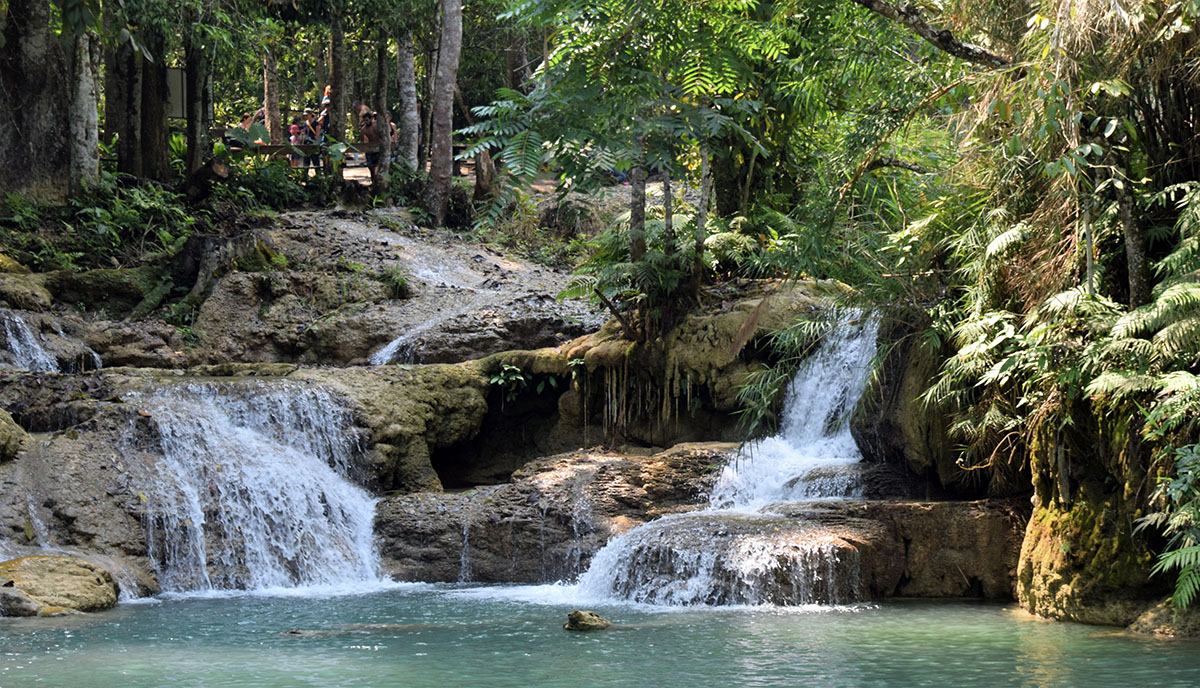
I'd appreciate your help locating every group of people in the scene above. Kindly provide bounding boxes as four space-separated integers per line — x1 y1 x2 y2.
232 84 400 180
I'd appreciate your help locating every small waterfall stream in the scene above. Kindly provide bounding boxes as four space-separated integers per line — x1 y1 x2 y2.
129 381 382 592
575 316 878 606
0 310 60 372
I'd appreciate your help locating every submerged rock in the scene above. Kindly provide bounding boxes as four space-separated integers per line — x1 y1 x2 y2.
0 555 119 615
564 610 611 631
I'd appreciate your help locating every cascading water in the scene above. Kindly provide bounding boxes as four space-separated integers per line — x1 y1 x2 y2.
128 381 382 592
0 310 60 372
576 315 878 606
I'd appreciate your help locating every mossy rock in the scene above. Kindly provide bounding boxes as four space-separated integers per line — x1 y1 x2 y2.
563 610 612 631
45 265 164 315
0 252 31 274
0 273 52 311
297 364 490 492
0 408 29 462
1016 499 1160 625
187 362 299 378
0 555 119 616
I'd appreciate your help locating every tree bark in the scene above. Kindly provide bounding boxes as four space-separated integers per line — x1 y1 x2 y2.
848 0 1012 69
373 33 392 195
630 134 647 262
1120 191 1152 307
427 0 462 226
184 29 209 175
68 31 100 194
662 172 673 253
420 43 437 171
329 11 347 180
691 142 712 299
396 30 420 169
139 32 170 181
264 48 283 145
0 0 72 199
111 40 144 177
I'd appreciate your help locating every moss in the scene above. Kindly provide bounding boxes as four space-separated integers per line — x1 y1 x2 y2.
295 364 490 492
0 273 52 311
0 252 31 274
1017 498 1160 625
0 409 28 462
45 265 164 315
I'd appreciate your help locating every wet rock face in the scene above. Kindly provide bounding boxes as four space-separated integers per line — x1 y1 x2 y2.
376 443 733 583
1016 499 1164 626
590 500 1025 606
0 555 119 615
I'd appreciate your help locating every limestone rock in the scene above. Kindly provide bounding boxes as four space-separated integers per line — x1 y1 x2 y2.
1128 600 1200 637
0 273 52 311
0 555 119 615
377 443 734 583
564 610 611 631
0 408 28 462
1016 500 1162 626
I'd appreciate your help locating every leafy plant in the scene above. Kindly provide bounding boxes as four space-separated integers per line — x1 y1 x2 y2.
489 364 529 402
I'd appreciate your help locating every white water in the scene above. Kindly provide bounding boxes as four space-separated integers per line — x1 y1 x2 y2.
128 382 382 593
709 316 878 510
0 310 59 372
572 315 879 606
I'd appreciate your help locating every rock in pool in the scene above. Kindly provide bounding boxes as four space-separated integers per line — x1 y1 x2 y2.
564 610 612 631
0 555 119 616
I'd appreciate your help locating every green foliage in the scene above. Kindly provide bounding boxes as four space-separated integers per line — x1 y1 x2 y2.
215 158 311 210
559 211 700 333
489 364 529 403
1139 443 1200 609
0 172 201 271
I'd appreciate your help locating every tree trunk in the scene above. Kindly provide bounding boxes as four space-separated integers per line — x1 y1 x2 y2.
264 48 282 144
420 44 437 171
0 0 72 199
329 11 347 180
373 33 392 195
184 31 209 175
1120 191 1152 308
111 40 144 177
139 32 170 181
427 0 462 226
691 142 712 299
473 149 495 202
662 172 673 253
396 30 420 170
630 134 647 262
68 31 100 194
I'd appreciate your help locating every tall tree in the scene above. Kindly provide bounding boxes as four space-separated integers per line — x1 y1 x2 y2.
0 0 97 199
264 47 283 144
396 29 420 169
427 0 462 225
373 32 393 194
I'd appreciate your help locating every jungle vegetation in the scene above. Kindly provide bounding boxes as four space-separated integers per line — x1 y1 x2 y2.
2 0 1199 607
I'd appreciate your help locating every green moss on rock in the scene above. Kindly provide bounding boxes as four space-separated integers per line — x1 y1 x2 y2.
0 408 28 462
1016 498 1159 625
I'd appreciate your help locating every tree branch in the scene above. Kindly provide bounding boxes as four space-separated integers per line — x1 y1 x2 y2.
866 156 929 173
849 0 1012 69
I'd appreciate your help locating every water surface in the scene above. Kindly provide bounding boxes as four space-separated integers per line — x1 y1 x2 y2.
1 588 1194 688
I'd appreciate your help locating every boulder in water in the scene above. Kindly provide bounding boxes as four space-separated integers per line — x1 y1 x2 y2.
564 610 611 631
0 555 119 615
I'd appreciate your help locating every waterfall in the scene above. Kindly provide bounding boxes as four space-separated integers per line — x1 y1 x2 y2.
129 381 381 592
0 310 59 372
576 315 878 606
